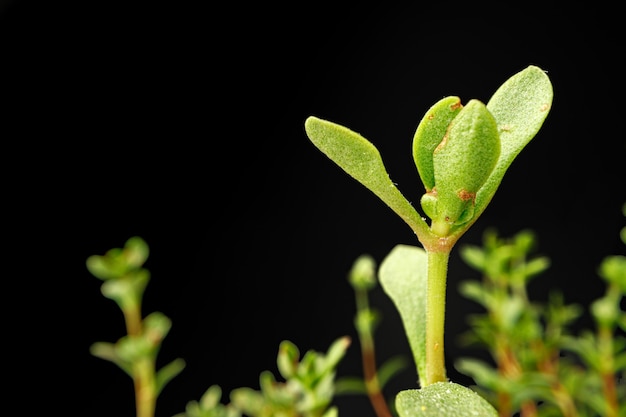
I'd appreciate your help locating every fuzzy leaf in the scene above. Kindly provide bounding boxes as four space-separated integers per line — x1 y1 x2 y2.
395 383 498 417
412 96 463 192
305 116 429 236
475 65 553 218
379 244 428 387
432 99 500 230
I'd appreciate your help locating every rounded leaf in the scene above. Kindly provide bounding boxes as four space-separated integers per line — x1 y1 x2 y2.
431 99 500 231
412 96 463 192
395 383 498 417
379 244 429 386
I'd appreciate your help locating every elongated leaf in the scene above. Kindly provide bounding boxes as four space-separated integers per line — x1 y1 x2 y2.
155 358 186 396
305 116 429 237
334 376 367 395
395 383 498 417
475 65 553 217
379 244 428 387
377 355 410 389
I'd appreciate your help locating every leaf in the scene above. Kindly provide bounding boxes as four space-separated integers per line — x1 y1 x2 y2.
90 341 133 376
412 96 463 192
395 382 498 417
321 336 351 375
379 244 428 386
322 406 339 417
155 358 186 396
377 355 410 389
475 65 553 218
431 99 500 230
459 245 486 271
305 116 429 237
333 376 367 395
277 340 299 379
598 255 626 292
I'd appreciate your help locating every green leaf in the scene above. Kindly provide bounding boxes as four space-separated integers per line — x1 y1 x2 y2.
459 245 486 271
348 254 377 290
198 385 223 409
454 358 501 391
334 376 367 395
431 100 500 230
86 236 149 280
598 255 626 292
522 256 551 279
322 406 339 417
90 341 133 376
377 355 410 389
277 340 299 379
412 96 463 192
395 383 498 417
475 65 553 218
305 116 429 237
155 358 186 396
379 244 428 386
230 387 265 415
322 336 351 374
458 280 494 310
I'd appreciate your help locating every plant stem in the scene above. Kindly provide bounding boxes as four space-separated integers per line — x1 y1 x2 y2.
361 345 393 417
598 324 618 417
425 250 449 385
354 288 393 417
123 300 157 417
134 358 157 417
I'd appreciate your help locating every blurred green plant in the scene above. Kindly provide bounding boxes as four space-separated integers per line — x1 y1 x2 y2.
455 204 626 417
87 237 186 417
225 336 349 417
88 237 350 417
333 254 410 417
87 212 625 417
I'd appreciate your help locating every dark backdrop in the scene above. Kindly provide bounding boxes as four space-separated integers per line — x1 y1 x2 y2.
3 2 624 416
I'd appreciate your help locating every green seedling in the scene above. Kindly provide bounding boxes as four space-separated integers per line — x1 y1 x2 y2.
304 65 553 416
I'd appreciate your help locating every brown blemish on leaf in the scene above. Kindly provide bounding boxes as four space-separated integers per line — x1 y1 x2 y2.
427 113 435 120
457 189 476 202
434 132 449 153
540 103 550 112
450 100 463 111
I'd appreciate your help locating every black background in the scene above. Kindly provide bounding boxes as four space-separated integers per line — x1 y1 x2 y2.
3 2 624 416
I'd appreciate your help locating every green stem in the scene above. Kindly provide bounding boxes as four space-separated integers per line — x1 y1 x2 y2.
425 249 449 385
134 358 157 417
598 325 618 417
123 300 157 417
